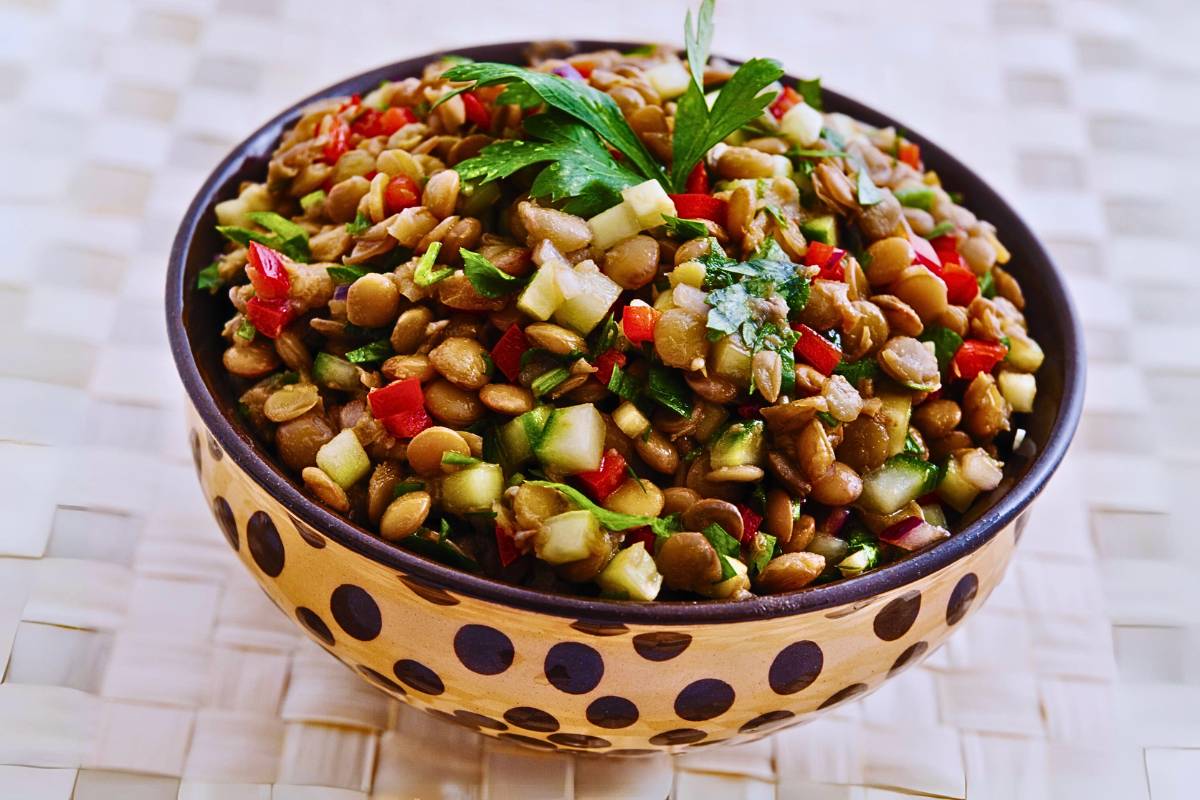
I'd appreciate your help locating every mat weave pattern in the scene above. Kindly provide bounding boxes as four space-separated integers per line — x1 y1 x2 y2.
1 0 1196 797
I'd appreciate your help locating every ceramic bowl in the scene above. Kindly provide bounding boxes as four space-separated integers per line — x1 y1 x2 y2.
166 41 1084 754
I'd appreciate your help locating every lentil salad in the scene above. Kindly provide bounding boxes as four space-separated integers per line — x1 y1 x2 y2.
199 1 1042 602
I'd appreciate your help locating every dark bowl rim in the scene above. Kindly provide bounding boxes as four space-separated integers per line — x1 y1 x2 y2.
166 39 1085 625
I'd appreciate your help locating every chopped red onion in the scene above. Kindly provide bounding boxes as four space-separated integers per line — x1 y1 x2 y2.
333 284 349 300
552 64 585 82
880 516 949 551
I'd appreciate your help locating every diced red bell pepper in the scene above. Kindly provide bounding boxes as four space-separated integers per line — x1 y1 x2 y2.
496 525 521 567
909 233 942 271
245 296 295 339
668 193 727 226
384 174 421 215
593 349 627 386
625 527 656 552
930 234 961 265
941 263 979 306
490 324 528 383
246 241 291 300
577 449 628 501
805 241 847 281
685 161 709 194
462 92 492 129
379 105 417 135
381 406 432 439
323 117 351 164
350 108 382 137
769 86 802 120
621 305 661 345
735 503 762 543
898 141 922 170
368 377 425 419
951 339 1008 381
792 323 842 376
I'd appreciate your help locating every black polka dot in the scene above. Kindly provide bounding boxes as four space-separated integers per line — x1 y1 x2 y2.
289 514 326 548
296 607 334 646
399 575 460 606
330 584 381 641
873 590 922 641
206 433 223 461
356 665 406 695
544 642 604 695
503 706 560 732
609 748 657 757
453 710 507 731
212 496 238 550
739 710 795 734
570 620 628 637
674 678 735 721
189 430 202 474
548 732 611 749
818 683 869 709
586 696 639 729
889 641 929 676
498 733 556 750
649 728 707 746
392 659 443 695
632 631 692 661
947 573 979 626
769 640 823 695
246 511 285 577
454 625 514 676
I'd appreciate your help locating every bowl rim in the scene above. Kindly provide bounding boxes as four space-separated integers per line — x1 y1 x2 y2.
166 39 1085 625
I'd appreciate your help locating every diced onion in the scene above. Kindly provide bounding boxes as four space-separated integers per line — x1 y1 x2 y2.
879 517 949 552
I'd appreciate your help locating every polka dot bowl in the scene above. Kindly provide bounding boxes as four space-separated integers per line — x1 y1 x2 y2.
167 41 1084 754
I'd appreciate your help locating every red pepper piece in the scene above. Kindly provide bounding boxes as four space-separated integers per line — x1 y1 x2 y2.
951 339 1008 381
621 305 661 344
245 296 294 339
909 234 942 272
593 349 627 386
735 503 762 543
769 86 802 120
246 241 291 300
941 263 979 306
381 406 432 439
337 94 361 112
685 161 709 194
495 525 521 567
930 235 961 265
379 105 416 135
667 193 728 226
898 141 922 170
368 377 425 419
625 527 656 552
577 449 628 501
490 324 528 383
323 117 351 164
805 241 847 281
384 174 421 215
462 92 492 129
792 323 842 375
350 108 382 137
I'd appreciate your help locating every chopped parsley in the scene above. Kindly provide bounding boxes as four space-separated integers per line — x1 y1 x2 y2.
662 215 709 240
646 365 691 417
327 264 367 284
607 364 642 401
235 318 256 341
196 261 223 293
345 211 372 235
797 77 823 111
344 339 394 364
413 241 451 287
460 248 527 298
919 325 965 371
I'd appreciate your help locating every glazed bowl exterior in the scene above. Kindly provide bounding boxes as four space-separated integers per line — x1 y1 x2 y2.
168 41 1084 754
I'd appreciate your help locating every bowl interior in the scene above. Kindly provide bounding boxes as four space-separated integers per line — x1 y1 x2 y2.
167 40 1084 623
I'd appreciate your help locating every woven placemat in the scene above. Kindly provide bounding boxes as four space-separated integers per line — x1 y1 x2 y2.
1 0 1196 797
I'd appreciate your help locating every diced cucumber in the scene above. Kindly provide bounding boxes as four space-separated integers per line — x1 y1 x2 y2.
534 403 605 474
313 352 363 392
316 429 371 489
500 405 552 465
534 510 603 565
588 201 641 249
644 61 691 101
1005 334 1044 373
710 335 753 386
516 262 565 321
894 186 936 212
920 502 948 529
612 401 651 439
441 462 504 515
779 102 823 147
998 371 1036 413
702 556 749 599
621 179 676 228
859 454 940 515
553 261 622 335
596 542 663 601
936 456 980 513
710 420 765 469
877 391 913 457
799 215 838 246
